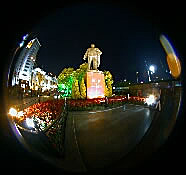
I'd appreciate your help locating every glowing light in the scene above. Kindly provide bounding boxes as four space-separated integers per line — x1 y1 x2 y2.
19 41 24 48
26 118 35 128
26 39 34 49
160 35 175 55
160 34 181 79
17 111 24 118
146 95 155 105
8 108 18 117
86 71 105 99
166 53 181 78
23 34 28 41
54 95 59 99
149 65 155 73
127 94 130 99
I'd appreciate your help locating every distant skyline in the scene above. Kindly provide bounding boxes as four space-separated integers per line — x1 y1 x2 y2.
32 4 170 82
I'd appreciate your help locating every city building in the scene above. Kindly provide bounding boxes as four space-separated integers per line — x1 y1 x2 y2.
12 38 41 87
31 67 58 93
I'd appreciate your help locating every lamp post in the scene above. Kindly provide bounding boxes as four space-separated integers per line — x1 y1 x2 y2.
149 65 155 74
136 72 139 83
148 65 155 82
147 70 151 82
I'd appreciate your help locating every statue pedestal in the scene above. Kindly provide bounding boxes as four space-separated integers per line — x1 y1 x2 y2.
86 70 105 99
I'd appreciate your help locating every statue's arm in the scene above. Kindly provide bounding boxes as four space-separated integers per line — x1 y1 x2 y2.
96 48 102 55
83 49 89 60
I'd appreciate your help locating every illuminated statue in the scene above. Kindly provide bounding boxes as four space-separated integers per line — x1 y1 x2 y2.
83 44 102 70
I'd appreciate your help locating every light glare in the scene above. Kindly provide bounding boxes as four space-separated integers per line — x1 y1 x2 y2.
149 65 155 73
8 108 18 116
26 118 35 128
146 95 155 105
17 111 24 118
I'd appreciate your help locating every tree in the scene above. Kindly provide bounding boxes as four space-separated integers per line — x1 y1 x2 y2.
104 70 113 97
80 78 86 99
57 67 74 84
107 79 113 97
71 80 81 99
57 67 75 96
76 63 88 82
105 84 109 97
57 63 88 98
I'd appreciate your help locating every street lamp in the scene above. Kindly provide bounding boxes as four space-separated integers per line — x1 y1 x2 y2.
149 65 155 74
136 72 139 83
148 65 156 82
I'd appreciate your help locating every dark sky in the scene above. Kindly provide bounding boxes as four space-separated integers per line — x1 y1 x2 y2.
32 4 170 82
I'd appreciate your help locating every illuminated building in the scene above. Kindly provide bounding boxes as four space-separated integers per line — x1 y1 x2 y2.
31 67 57 92
12 38 41 87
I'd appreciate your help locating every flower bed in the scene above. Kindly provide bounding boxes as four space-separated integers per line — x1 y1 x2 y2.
128 96 146 105
67 96 128 111
19 96 146 130
21 99 65 130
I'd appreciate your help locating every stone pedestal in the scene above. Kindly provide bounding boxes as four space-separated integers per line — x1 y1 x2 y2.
86 70 105 99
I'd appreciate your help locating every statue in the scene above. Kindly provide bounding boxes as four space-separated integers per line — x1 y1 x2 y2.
83 44 102 70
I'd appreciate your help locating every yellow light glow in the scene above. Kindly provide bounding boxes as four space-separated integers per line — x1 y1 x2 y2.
166 53 181 79
160 35 181 79
8 108 18 117
26 40 33 49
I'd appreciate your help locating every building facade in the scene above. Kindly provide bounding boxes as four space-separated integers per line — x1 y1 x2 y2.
12 38 41 87
31 67 57 93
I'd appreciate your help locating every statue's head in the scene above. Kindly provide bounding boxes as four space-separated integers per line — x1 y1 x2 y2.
91 44 95 48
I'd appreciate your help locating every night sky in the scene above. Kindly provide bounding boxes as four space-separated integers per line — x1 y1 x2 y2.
32 4 170 83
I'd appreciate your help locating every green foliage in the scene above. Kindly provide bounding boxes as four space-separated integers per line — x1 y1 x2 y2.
71 80 81 99
57 67 75 96
57 62 114 99
104 70 113 97
76 63 88 82
80 78 86 99
57 67 74 84
105 84 109 97
57 63 88 98
58 84 70 97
